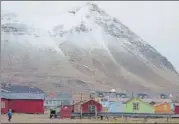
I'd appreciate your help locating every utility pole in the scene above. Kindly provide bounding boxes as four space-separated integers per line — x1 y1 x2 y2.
0 0 2 120
132 92 134 98
80 92 83 119
80 92 82 102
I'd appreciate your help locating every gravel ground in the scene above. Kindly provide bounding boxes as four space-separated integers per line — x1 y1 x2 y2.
1 113 179 123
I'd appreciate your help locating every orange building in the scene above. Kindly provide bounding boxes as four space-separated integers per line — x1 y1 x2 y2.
154 102 172 114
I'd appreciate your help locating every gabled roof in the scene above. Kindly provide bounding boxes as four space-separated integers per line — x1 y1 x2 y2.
83 99 100 105
45 92 72 101
73 99 100 105
73 100 88 105
1 84 46 99
1 84 45 94
1 92 45 100
153 101 170 107
123 97 136 104
124 97 153 107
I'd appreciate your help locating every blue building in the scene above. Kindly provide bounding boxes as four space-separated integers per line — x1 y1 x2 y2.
101 101 111 108
44 92 72 109
108 101 125 112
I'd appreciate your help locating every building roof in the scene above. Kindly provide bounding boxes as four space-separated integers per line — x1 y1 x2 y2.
1 92 45 100
116 93 128 98
45 92 72 101
1 84 46 99
153 101 170 107
123 97 153 107
73 100 88 105
61 100 71 105
1 84 45 94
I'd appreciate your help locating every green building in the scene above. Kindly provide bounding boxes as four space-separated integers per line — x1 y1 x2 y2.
124 97 154 113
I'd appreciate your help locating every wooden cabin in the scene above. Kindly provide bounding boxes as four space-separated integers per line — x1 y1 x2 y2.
154 102 172 114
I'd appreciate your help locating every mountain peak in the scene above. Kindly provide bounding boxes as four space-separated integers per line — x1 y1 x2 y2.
2 3 179 93
74 3 99 12
68 2 108 18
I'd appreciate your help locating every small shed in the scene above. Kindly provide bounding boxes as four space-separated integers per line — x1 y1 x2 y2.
60 105 72 118
174 105 179 114
73 99 102 113
124 97 154 113
154 102 172 114
108 101 125 113
1 98 9 114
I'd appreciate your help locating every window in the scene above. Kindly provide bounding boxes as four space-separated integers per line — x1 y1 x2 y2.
1 101 3 108
133 103 139 111
88 105 96 113
46 101 48 105
57 101 61 105
51 100 56 105
1 101 5 109
53 100 56 105
49 101 52 104
4 102 5 108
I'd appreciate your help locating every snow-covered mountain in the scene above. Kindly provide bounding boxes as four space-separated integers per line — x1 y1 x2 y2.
1 3 179 94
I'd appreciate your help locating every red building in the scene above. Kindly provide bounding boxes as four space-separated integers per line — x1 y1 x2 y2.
174 105 179 114
60 105 72 118
1 84 45 114
1 98 9 114
8 99 44 114
73 99 102 113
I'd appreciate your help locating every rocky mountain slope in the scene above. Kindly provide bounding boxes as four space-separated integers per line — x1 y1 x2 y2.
1 3 179 94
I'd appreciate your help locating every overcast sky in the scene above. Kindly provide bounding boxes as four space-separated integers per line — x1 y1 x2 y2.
1 1 179 71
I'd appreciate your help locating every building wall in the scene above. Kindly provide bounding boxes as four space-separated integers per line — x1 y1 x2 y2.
174 105 179 114
9 99 44 114
125 98 154 113
154 102 172 114
44 100 62 109
108 102 125 112
73 104 81 112
102 107 108 112
1 98 9 114
101 101 111 108
60 106 72 118
170 103 175 112
82 100 102 113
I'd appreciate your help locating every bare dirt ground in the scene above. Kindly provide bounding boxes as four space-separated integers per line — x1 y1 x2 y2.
1 113 179 123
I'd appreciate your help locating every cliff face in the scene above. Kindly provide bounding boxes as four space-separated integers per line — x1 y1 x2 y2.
1 3 179 94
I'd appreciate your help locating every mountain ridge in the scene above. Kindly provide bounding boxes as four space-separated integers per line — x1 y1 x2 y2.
1 3 179 94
